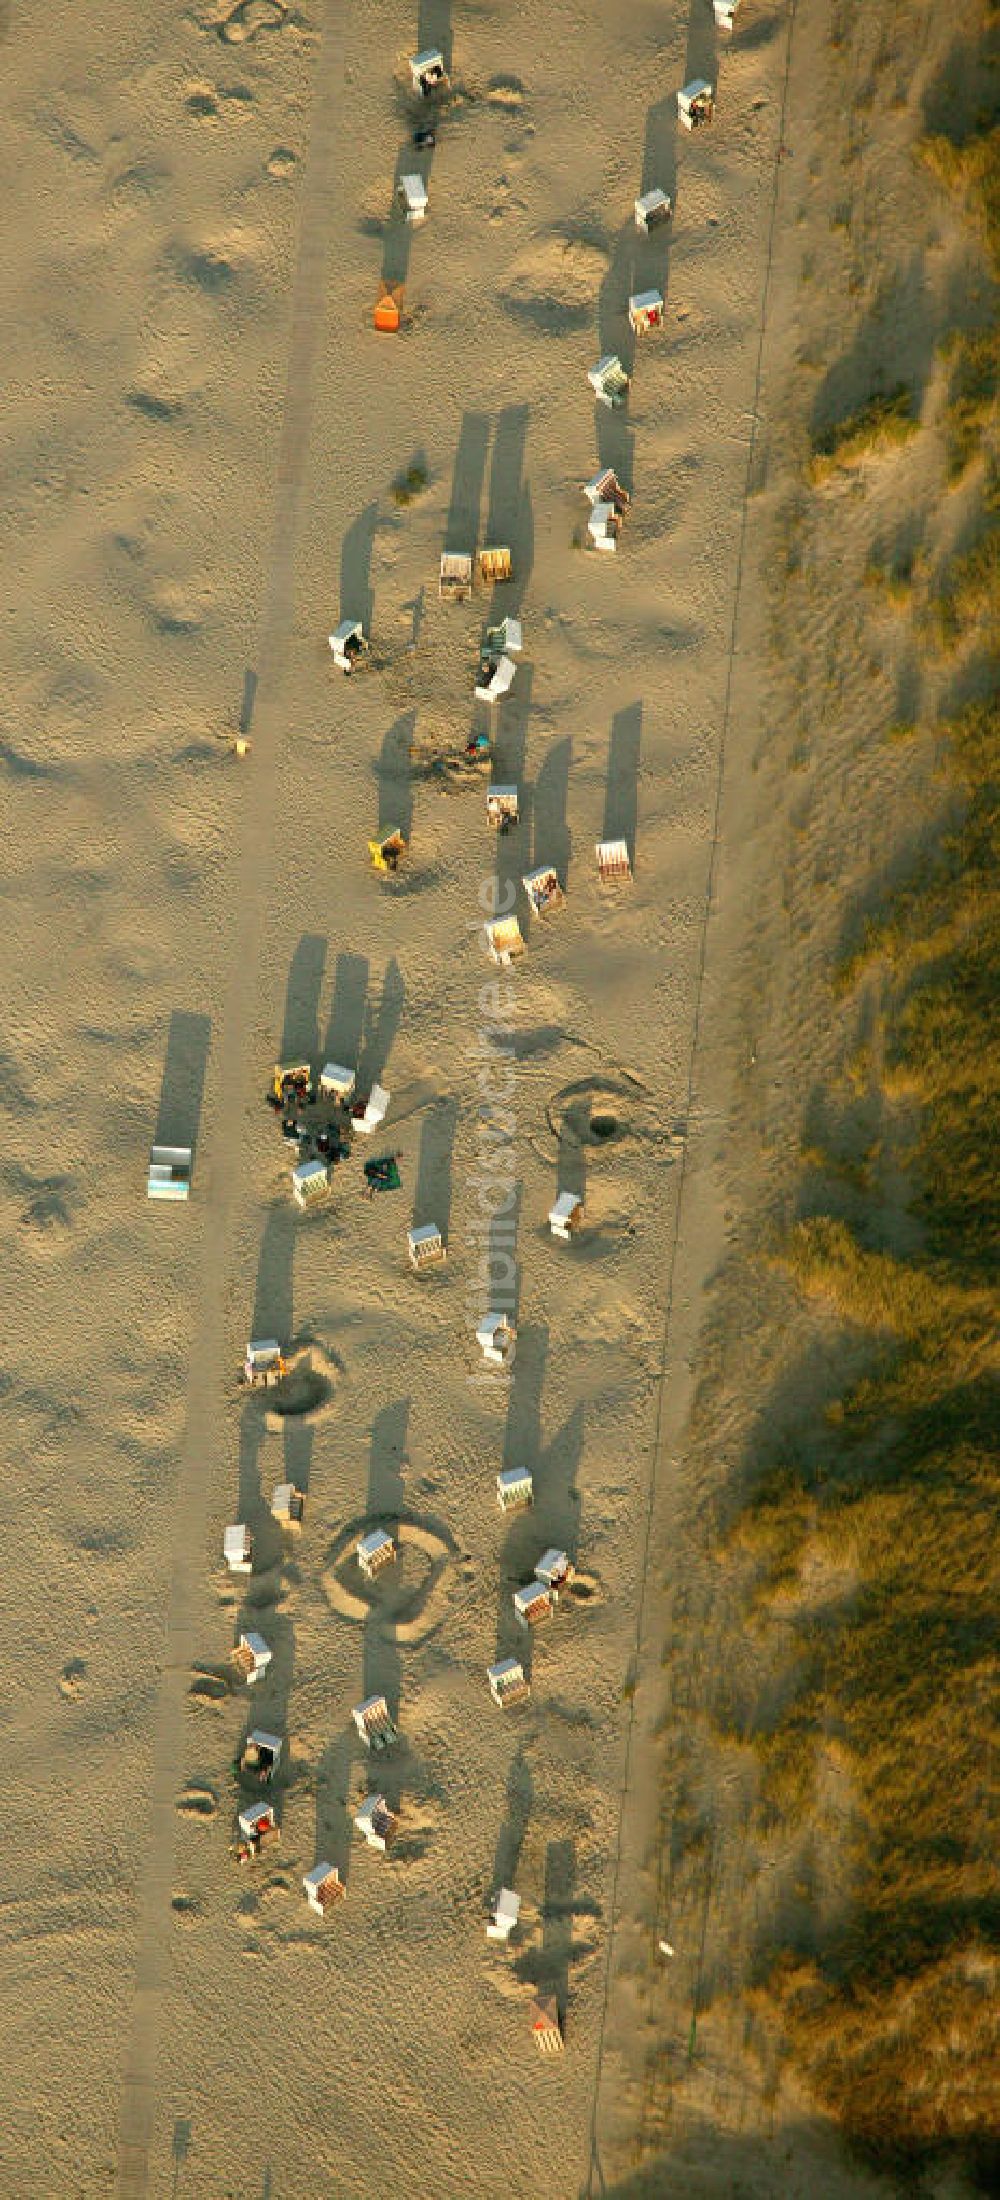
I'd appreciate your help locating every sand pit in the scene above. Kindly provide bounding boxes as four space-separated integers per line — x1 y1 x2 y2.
543 1074 661 1155
562 1570 601 1609
256 1340 340 1428
323 1518 456 1648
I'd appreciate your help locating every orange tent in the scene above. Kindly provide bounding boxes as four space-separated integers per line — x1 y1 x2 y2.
374 283 403 332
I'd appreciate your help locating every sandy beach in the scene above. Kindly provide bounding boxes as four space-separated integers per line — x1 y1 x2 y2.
3 0 988 2194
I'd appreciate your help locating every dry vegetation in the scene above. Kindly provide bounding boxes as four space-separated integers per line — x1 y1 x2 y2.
809 387 921 483
390 459 429 505
730 5 1000 2177
939 326 998 476
921 39 1000 490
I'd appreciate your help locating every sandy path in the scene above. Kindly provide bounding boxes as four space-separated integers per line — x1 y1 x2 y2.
116 9 344 2190
582 13 801 2184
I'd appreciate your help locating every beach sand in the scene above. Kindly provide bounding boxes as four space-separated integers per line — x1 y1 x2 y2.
2 0 967 2194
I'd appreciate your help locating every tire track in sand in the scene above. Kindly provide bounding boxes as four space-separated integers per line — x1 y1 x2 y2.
116 8 345 2191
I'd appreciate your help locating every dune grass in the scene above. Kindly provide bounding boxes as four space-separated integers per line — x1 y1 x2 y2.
809 387 919 483
919 122 1000 268
925 523 1000 645
390 460 429 506
736 21 1000 2167
922 110 1000 484
940 327 999 477
741 680 1000 2163
863 548 917 603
